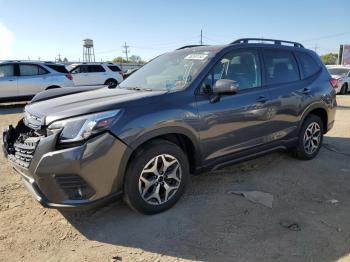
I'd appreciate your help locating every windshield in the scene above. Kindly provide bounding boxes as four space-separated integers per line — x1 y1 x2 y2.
327 68 349 76
119 50 213 91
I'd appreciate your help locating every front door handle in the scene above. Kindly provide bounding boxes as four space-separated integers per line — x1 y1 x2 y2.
256 95 269 103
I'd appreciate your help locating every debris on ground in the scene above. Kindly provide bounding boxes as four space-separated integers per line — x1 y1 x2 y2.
228 189 273 208
320 220 342 232
280 219 301 231
325 199 339 205
111 256 122 261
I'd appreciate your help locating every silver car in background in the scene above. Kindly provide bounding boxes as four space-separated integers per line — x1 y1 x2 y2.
326 65 350 95
0 61 74 101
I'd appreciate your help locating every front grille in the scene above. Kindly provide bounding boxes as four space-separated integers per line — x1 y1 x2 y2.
8 136 40 168
54 175 95 200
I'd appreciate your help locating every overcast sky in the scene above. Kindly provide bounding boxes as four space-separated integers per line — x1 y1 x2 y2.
0 0 349 61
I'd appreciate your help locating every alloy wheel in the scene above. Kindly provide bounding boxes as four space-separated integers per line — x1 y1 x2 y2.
303 122 321 155
138 154 182 205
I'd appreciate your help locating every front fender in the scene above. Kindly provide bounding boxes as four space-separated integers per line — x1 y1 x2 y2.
112 125 201 192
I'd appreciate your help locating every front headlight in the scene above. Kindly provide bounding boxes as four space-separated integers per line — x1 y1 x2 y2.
48 110 121 143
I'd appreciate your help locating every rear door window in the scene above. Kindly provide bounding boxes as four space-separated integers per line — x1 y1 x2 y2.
0 64 15 77
88 65 105 72
296 52 320 78
263 50 300 85
71 65 88 73
19 64 47 76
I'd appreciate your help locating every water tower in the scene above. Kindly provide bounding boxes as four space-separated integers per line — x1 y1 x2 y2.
83 38 95 62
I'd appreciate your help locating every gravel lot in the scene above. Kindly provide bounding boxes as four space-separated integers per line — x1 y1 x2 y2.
0 95 350 262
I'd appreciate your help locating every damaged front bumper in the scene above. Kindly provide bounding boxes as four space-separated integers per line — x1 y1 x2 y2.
2 119 129 209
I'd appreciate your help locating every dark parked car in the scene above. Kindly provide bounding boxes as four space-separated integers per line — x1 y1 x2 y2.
3 38 337 214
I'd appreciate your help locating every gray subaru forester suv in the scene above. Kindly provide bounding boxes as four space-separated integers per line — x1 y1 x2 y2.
3 38 337 214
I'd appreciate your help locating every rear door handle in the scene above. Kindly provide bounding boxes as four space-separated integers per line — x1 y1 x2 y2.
256 95 269 103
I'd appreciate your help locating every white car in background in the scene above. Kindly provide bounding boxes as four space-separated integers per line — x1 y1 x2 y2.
327 65 350 95
68 63 124 87
0 61 74 101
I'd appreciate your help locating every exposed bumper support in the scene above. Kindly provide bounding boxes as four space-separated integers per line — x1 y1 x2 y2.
3 125 129 209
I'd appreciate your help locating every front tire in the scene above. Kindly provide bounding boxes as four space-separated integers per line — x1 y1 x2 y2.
105 79 118 88
124 139 189 215
292 115 323 160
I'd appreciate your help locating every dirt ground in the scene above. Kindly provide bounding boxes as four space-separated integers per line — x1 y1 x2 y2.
0 95 350 262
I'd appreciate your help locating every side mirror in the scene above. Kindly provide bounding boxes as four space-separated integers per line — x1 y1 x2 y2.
213 79 239 95
210 79 239 103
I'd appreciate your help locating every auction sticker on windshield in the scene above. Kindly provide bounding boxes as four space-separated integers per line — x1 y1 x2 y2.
185 54 208 60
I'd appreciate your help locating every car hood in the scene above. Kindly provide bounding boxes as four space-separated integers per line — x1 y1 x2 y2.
25 87 167 125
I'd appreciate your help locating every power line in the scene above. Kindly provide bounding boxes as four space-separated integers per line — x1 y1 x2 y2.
302 31 350 43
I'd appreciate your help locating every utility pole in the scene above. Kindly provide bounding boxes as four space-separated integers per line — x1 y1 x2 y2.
314 44 319 54
200 29 203 45
57 53 62 62
122 42 130 62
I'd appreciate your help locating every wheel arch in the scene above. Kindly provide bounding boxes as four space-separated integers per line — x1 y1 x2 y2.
113 127 201 192
299 103 328 134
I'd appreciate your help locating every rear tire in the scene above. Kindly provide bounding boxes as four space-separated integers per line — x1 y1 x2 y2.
124 139 189 215
292 115 323 160
340 84 347 95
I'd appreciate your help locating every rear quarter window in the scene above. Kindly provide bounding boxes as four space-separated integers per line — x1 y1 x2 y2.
296 52 321 78
107 65 121 72
46 64 69 73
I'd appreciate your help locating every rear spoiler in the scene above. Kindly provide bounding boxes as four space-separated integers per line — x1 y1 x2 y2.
30 85 106 104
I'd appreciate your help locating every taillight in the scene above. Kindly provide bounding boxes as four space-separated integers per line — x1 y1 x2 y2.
66 74 73 81
330 78 338 88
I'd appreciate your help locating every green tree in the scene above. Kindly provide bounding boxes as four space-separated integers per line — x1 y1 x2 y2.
112 57 126 63
320 53 338 65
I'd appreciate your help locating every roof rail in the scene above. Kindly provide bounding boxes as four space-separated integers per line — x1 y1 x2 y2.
176 45 207 50
231 38 304 48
